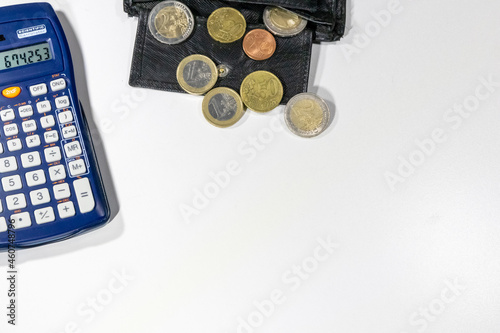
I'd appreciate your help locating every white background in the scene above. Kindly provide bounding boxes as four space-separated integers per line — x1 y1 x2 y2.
1 0 500 332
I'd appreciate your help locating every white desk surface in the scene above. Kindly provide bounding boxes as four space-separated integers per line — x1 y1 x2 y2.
1 0 500 332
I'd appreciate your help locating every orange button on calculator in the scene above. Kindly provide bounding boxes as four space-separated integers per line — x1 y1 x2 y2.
2 86 21 98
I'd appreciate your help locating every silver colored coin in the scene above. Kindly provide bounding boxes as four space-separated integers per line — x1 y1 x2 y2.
263 6 308 38
148 1 195 45
284 93 331 138
203 88 245 128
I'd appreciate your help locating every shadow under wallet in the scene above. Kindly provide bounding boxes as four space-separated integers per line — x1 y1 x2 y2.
124 0 347 103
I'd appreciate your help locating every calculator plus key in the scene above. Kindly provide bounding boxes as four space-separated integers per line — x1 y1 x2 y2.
58 201 75 219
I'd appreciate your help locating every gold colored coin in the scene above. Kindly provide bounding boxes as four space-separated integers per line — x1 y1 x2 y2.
240 71 283 113
176 55 218 95
284 93 331 138
148 1 195 44
203 88 245 128
263 6 307 37
207 7 247 43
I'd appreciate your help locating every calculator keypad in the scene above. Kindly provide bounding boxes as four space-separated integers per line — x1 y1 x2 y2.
0 75 96 232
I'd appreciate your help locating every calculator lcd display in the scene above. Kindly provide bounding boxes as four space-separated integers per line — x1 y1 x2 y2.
0 42 52 71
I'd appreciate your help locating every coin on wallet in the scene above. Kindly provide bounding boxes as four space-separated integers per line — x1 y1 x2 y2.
148 1 195 44
243 29 277 61
263 6 307 37
240 71 283 113
177 55 218 95
202 87 245 128
284 93 331 138
207 7 247 43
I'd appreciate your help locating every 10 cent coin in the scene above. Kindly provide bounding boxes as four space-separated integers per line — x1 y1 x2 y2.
207 7 247 43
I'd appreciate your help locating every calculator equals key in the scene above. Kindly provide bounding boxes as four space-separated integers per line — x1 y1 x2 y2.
0 3 110 248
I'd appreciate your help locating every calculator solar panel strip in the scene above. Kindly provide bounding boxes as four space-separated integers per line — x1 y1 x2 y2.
0 3 110 249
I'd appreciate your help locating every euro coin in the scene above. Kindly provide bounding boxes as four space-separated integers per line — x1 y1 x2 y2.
177 55 218 95
202 88 245 128
148 1 195 44
242 29 276 61
240 71 283 113
284 93 331 138
263 6 307 37
207 7 246 43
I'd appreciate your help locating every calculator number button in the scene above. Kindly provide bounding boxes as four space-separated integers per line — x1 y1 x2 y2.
74 178 95 213
58 201 75 219
21 152 42 168
58 110 73 124
37 100 52 113
0 143 3 154
2 175 22 192
64 141 82 158
62 125 77 139
6 194 27 210
7 139 22 152
29 83 47 97
50 78 66 92
2 87 21 99
30 188 51 206
55 96 70 109
4 123 18 136
44 146 62 163
49 165 66 181
10 212 31 229
41 115 55 128
34 207 56 224
25 169 46 187
26 135 41 148
68 159 86 176
0 157 17 173
22 120 37 133
44 130 59 144
54 183 71 200
19 105 33 118
0 109 15 121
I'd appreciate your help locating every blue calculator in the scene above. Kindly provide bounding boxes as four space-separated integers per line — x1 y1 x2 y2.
0 3 110 249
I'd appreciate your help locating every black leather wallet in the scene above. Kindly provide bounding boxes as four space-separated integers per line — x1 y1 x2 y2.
124 0 346 103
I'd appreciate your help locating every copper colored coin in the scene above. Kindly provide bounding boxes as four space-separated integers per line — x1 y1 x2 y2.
242 29 277 61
